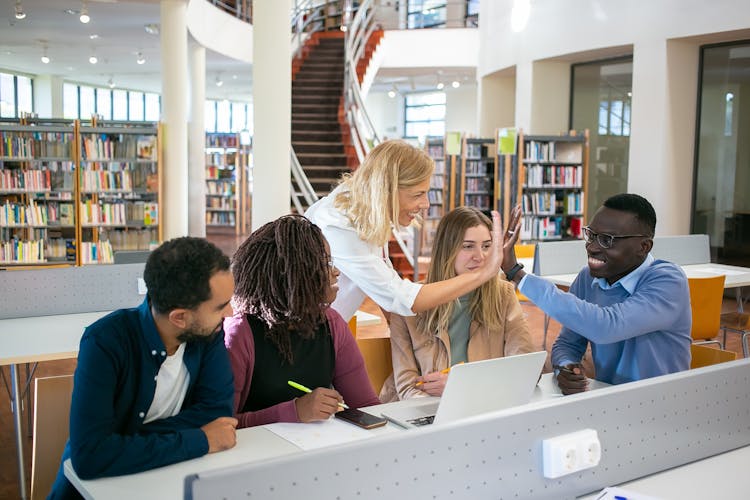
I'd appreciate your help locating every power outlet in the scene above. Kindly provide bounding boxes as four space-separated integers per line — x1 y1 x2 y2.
542 428 601 479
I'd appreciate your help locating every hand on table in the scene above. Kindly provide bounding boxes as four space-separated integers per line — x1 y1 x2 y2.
294 387 343 422
415 370 449 397
201 416 238 453
555 363 589 395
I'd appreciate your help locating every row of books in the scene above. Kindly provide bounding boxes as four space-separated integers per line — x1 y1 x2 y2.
207 197 236 209
80 240 115 264
464 159 491 175
80 200 159 226
206 134 239 148
80 170 133 192
206 212 236 225
521 192 584 216
427 145 443 158
0 132 74 158
428 190 443 204
524 165 583 188
207 182 235 196
206 165 235 180
524 140 583 163
80 135 157 161
46 237 75 260
430 175 445 189
205 152 237 167
465 177 492 192
99 228 158 251
0 238 46 263
519 215 584 240
465 142 489 159
0 200 75 227
463 194 492 210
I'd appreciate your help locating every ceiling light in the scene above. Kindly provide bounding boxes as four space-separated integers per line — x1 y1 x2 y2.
14 1 26 20
89 34 99 40
41 47 50 64
451 80 460 88
387 89 396 98
108 77 115 89
89 54 98 64
437 82 444 90
79 1 90 23
136 52 146 65
216 75 224 87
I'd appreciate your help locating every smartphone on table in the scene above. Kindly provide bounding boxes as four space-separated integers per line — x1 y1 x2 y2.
335 408 387 429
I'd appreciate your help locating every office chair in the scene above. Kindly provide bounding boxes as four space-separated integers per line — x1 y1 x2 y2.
720 311 750 358
687 275 726 348
690 343 737 369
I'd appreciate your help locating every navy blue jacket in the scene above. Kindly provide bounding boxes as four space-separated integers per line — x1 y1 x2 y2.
48 299 234 499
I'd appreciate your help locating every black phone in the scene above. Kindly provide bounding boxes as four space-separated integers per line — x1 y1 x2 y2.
335 408 387 429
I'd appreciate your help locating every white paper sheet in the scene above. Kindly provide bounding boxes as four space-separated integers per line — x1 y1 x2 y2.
264 418 376 450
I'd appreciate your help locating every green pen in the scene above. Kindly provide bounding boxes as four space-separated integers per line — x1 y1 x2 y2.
287 380 349 409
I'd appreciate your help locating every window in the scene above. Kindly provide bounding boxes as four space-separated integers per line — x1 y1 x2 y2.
145 93 160 121
96 88 112 120
16 75 33 116
80 86 95 120
404 92 446 140
0 73 16 118
63 83 78 119
205 101 217 132
129 91 144 121
113 89 127 120
407 0 446 29
205 100 251 132
231 102 247 132
216 100 231 132
570 57 633 215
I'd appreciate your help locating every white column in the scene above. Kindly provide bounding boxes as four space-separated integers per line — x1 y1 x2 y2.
514 60 533 132
32 75 64 118
188 41 206 237
628 39 698 235
530 60 570 135
252 0 291 230
160 0 189 238
478 71 515 136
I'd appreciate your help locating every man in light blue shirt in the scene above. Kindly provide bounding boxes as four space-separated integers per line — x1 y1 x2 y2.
501 193 691 394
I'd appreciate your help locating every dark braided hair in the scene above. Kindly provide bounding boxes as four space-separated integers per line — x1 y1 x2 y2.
231 214 330 363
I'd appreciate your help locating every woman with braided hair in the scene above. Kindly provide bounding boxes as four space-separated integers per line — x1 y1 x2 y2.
224 214 379 428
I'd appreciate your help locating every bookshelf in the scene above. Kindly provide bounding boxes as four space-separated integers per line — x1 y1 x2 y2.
508 130 589 241
0 123 78 266
205 132 251 234
78 122 162 264
422 137 446 256
458 136 497 216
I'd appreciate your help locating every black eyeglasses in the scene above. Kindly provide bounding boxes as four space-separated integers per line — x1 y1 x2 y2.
582 226 650 249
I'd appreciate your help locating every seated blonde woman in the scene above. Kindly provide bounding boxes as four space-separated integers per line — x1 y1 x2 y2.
383 206 535 401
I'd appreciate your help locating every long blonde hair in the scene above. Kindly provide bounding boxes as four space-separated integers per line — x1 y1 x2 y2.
334 140 434 245
416 207 505 335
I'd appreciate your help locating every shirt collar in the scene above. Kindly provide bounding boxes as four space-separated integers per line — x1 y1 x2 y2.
591 253 655 294
138 298 167 354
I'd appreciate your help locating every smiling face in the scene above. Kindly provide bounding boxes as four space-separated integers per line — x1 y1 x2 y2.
453 224 492 276
585 206 652 284
178 270 235 343
396 178 431 227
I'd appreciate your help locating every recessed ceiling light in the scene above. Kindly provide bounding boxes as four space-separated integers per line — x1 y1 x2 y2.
89 55 98 64
89 34 99 40
451 80 460 88
14 0 26 20
136 52 146 65
144 23 160 35
80 1 90 24
108 77 115 89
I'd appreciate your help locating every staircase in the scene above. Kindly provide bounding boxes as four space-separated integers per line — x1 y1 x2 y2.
292 33 352 206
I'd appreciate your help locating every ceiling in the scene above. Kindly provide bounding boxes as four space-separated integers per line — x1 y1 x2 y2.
0 0 475 104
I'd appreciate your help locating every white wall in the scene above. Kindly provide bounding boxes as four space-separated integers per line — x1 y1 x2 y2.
478 0 750 235
379 28 478 68
365 91 403 140
445 85 478 135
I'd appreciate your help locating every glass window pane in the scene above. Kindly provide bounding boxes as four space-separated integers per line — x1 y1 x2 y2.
0 73 16 118
17 75 32 116
96 88 112 120
145 93 160 121
80 86 95 120
129 91 144 120
112 89 127 120
571 57 632 216
406 92 445 106
428 121 445 137
205 101 216 132
231 103 247 132
216 100 231 132
692 41 750 266
63 83 78 119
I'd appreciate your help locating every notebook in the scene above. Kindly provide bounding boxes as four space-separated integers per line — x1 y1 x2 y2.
380 350 547 429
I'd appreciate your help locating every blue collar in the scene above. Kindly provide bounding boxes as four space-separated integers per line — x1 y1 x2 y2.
138 298 168 355
591 253 655 294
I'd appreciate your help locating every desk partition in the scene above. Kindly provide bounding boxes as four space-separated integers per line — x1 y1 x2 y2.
185 359 750 500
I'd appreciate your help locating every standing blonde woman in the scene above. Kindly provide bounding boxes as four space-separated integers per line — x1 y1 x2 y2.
384 206 535 400
305 140 508 321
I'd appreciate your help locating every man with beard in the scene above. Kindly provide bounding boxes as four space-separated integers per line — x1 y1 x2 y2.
49 237 237 499
501 193 691 394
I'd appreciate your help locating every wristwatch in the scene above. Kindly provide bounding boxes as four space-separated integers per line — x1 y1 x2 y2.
505 262 524 282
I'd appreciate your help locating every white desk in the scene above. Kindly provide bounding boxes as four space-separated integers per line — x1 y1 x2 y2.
1 309 378 500
64 373 590 499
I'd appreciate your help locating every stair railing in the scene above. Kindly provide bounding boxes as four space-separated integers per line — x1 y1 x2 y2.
343 0 420 280
290 147 318 213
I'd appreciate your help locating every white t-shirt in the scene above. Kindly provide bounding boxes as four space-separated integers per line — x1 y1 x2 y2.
144 342 190 424
305 185 422 320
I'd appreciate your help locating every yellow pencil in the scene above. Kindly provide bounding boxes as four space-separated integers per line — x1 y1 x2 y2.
415 362 463 387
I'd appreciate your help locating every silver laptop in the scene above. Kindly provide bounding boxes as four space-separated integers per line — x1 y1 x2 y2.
381 351 547 428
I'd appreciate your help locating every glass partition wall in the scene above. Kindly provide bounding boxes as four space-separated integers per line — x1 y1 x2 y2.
570 57 633 215
693 41 750 267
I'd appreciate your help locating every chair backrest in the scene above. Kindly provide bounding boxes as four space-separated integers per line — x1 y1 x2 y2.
31 375 74 500
652 234 710 265
687 275 726 342
532 239 587 276
347 316 357 338
514 244 535 259
690 344 737 369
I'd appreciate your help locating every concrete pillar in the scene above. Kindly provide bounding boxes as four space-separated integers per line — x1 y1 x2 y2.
252 0 291 230
530 60 570 135
628 39 698 235
478 70 515 136
33 75 64 118
188 41 206 237
160 0 189 238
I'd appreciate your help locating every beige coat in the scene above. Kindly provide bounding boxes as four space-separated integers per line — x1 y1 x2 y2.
380 280 535 401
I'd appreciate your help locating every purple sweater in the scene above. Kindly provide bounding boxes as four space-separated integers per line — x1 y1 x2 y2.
224 307 380 428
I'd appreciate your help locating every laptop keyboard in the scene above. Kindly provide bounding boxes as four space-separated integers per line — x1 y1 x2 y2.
407 415 435 426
